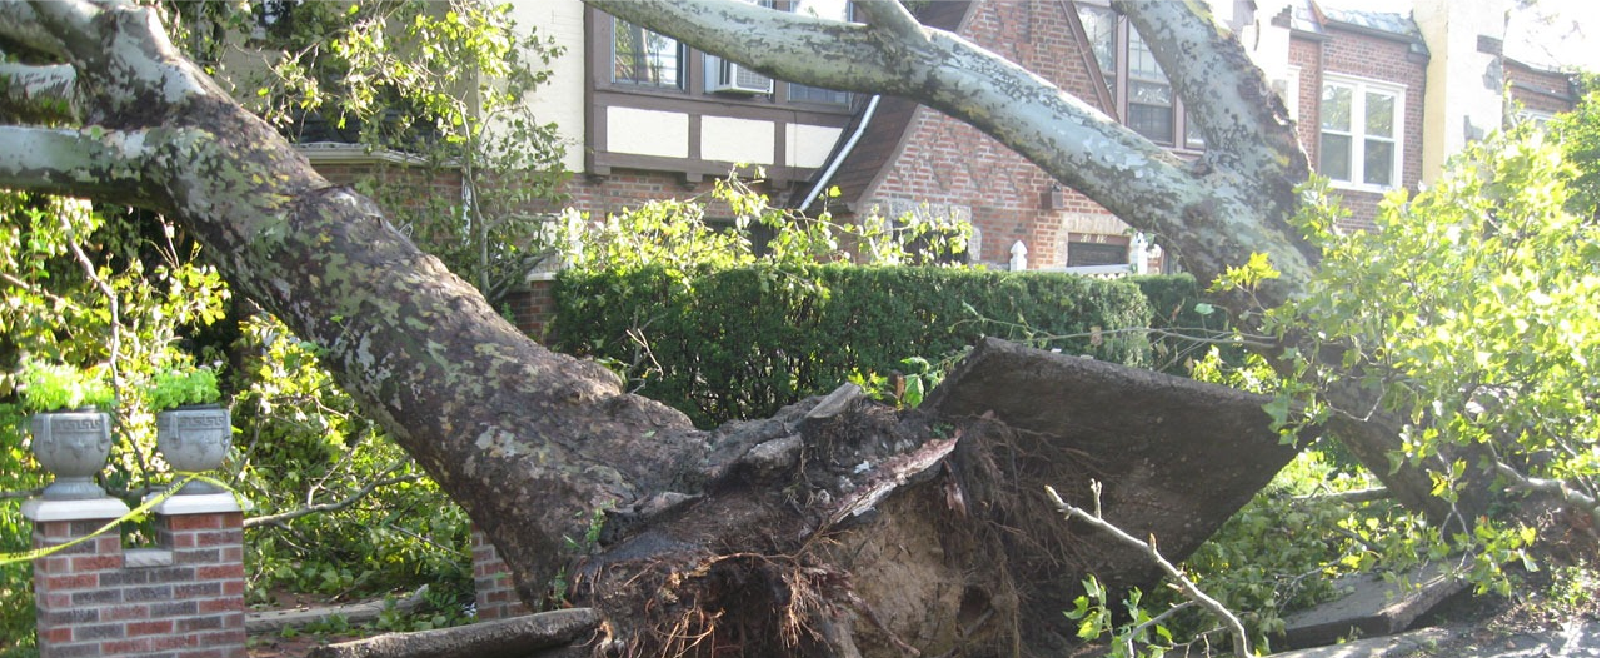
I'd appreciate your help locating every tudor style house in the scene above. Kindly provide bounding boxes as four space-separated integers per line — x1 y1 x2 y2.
497 0 1578 274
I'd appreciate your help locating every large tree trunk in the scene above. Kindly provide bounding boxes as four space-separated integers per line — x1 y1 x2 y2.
0 1 1431 655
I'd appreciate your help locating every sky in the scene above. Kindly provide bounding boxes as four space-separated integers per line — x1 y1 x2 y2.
1322 0 1600 70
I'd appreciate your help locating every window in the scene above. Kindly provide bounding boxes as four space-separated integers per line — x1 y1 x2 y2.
1076 4 1201 149
786 0 853 104
1125 29 1174 144
613 21 683 88
1319 77 1403 189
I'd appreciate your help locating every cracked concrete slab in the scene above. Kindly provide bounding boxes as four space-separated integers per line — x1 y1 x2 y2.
1280 563 1467 648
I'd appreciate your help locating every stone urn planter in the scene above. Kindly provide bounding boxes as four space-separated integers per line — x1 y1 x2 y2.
29 409 114 500
157 404 232 494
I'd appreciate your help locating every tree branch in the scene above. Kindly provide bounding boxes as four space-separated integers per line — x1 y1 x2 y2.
1048 483 1251 658
1293 487 1393 505
243 474 425 529
851 0 927 46
1496 462 1600 528
0 63 77 123
22 0 104 63
0 125 154 203
0 1 68 58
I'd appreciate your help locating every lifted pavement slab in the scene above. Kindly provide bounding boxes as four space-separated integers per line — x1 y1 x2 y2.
1280 563 1467 649
1270 621 1600 658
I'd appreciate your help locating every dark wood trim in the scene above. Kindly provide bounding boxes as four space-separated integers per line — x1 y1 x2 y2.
772 118 790 187
687 113 703 162
592 152 815 183
584 7 606 176
1063 0 1118 117
584 5 856 182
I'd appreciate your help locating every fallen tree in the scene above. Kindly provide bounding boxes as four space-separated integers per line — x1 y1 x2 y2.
0 0 1449 655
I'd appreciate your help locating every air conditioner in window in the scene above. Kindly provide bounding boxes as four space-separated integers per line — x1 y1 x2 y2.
710 59 774 94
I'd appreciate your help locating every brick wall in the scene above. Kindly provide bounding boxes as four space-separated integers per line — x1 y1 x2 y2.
503 277 559 340
1292 27 1428 231
26 495 246 658
869 1 1121 268
1506 61 1577 115
470 528 528 620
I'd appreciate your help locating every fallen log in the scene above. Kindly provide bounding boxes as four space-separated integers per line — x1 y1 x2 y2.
305 608 599 658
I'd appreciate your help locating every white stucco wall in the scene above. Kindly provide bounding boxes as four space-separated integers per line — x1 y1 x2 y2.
509 0 587 173
1415 0 1509 184
786 124 844 169
701 116 777 165
608 108 691 158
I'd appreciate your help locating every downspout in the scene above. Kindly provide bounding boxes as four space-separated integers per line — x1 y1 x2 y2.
799 94 881 212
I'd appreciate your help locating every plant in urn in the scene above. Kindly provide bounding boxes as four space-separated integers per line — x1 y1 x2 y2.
21 362 116 500
151 367 230 494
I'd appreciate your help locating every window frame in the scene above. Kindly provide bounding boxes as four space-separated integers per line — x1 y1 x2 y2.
610 19 686 89
1319 74 1406 192
1075 3 1203 151
600 5 852 108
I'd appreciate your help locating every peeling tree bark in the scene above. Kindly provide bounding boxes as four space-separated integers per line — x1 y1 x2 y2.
0 0 1447 655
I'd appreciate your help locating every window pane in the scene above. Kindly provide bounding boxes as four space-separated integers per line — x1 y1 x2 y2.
1365 92 1395 137
1320 133 1352 181
786 1 850 103
1077 5 1118 101
1068 242 1129 267
793 0 850 20
1185 111 1205 149
1363 139 1394 186
1130 103 1174 144
1321 85 1352 131
613 21 681 87
789 84 850 104
1129 81 1172 107
1127 30 1166 82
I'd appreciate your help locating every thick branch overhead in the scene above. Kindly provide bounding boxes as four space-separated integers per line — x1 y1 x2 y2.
0 1 68 57
0 125 152 201
0 63 77 122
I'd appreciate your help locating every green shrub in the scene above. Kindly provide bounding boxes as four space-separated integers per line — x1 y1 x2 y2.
555 265 1164 427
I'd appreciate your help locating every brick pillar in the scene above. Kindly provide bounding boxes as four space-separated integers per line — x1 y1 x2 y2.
471 526 528 620
24 493 246 658
506 275 559 342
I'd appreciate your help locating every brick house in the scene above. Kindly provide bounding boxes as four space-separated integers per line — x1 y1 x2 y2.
484 0 1578 275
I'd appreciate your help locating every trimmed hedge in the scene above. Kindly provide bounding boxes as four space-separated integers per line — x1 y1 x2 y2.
1130 274 1230 372
554 265 1175 428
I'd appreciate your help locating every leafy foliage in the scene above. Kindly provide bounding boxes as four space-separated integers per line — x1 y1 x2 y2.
227 315 472 612
1274 128 1599 534
146 367 221 412
16 362 114 412
238 0 570 305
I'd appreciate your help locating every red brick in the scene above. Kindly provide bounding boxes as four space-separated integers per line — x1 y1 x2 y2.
151 633 198 650
198 629 247 646
71 554 124 571
44 573 99 590
163 514 222 531
127 619 175 635
197 598 242 614
196 565 244 580
103 604 150 621
101 638 154 654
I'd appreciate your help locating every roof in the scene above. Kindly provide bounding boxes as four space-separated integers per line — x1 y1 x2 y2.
789 1 976 213
1294 0 1427 51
